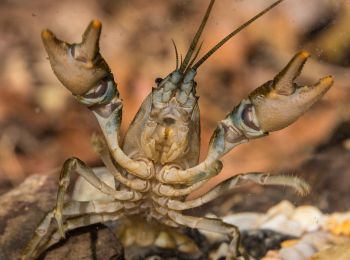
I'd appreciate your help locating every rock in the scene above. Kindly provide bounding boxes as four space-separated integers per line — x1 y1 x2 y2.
223 212 264 230
1 175 350 260
301 232 332 251
279 240 316 259
291 206 323 233
261 214 303 237
0 175 57 260
323 212 350 236
209 242 230 260
0 174 124 260
262 250 283 260
311 242 350 260
266 201 295 218
265 231 350 260
44 225 123 260
257 202 324 236
241 229 295 259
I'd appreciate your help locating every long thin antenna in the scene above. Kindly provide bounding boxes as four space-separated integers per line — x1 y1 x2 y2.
179 0 215 73
192 0 285 70
171 39 179 70
185 41 204 74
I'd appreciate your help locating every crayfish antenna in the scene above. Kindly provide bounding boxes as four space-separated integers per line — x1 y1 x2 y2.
171 39 179 70
179 0 215 73
192 0 285 70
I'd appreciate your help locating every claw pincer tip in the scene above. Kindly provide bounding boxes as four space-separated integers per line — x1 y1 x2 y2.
92 19 102 28
299 50 310 59
41 29 54 40
322 76 334 85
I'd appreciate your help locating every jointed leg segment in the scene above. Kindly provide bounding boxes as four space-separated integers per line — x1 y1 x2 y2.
168 211 242 258
35 213 123 258
22 210 123 259
153 180 207 197
54 157 140 238
166 173 310 210
63 200 124 215
157 160 223 185
91 134 150 192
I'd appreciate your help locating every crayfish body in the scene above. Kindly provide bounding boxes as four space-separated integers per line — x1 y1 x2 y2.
21 0 333 259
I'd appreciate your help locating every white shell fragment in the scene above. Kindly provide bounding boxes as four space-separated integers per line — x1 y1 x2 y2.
261 214 303 237
223 212 264 230
291 206 323 233
220 200 350 260
223 200 324 237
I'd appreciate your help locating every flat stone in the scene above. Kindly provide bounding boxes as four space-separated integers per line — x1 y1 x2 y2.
311 242 350 260
0 175 57 260
0 174 123 260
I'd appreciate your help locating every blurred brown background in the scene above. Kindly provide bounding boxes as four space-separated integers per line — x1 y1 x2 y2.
0 0 349 198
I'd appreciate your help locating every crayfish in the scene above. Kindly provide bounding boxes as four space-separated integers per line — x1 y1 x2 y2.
21 0 333 259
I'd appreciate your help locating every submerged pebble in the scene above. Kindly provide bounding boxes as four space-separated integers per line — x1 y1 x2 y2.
216 200 350 260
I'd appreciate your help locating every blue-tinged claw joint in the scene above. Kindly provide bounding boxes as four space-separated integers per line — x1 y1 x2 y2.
249 51 333 132
41 19 111 95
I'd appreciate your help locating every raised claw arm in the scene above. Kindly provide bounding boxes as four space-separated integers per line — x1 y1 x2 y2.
208 51 333 158
159 51 333 185
42 20 152 179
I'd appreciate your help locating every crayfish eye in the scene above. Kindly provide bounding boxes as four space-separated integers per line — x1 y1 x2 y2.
155 77 163 85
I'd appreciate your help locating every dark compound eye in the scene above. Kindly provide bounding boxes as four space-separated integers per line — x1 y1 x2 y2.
155 78 163 84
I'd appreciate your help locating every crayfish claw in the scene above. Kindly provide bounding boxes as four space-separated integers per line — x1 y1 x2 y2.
77 19 102 62
41 29 68 59
249 52 333 132
41 19 110 96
